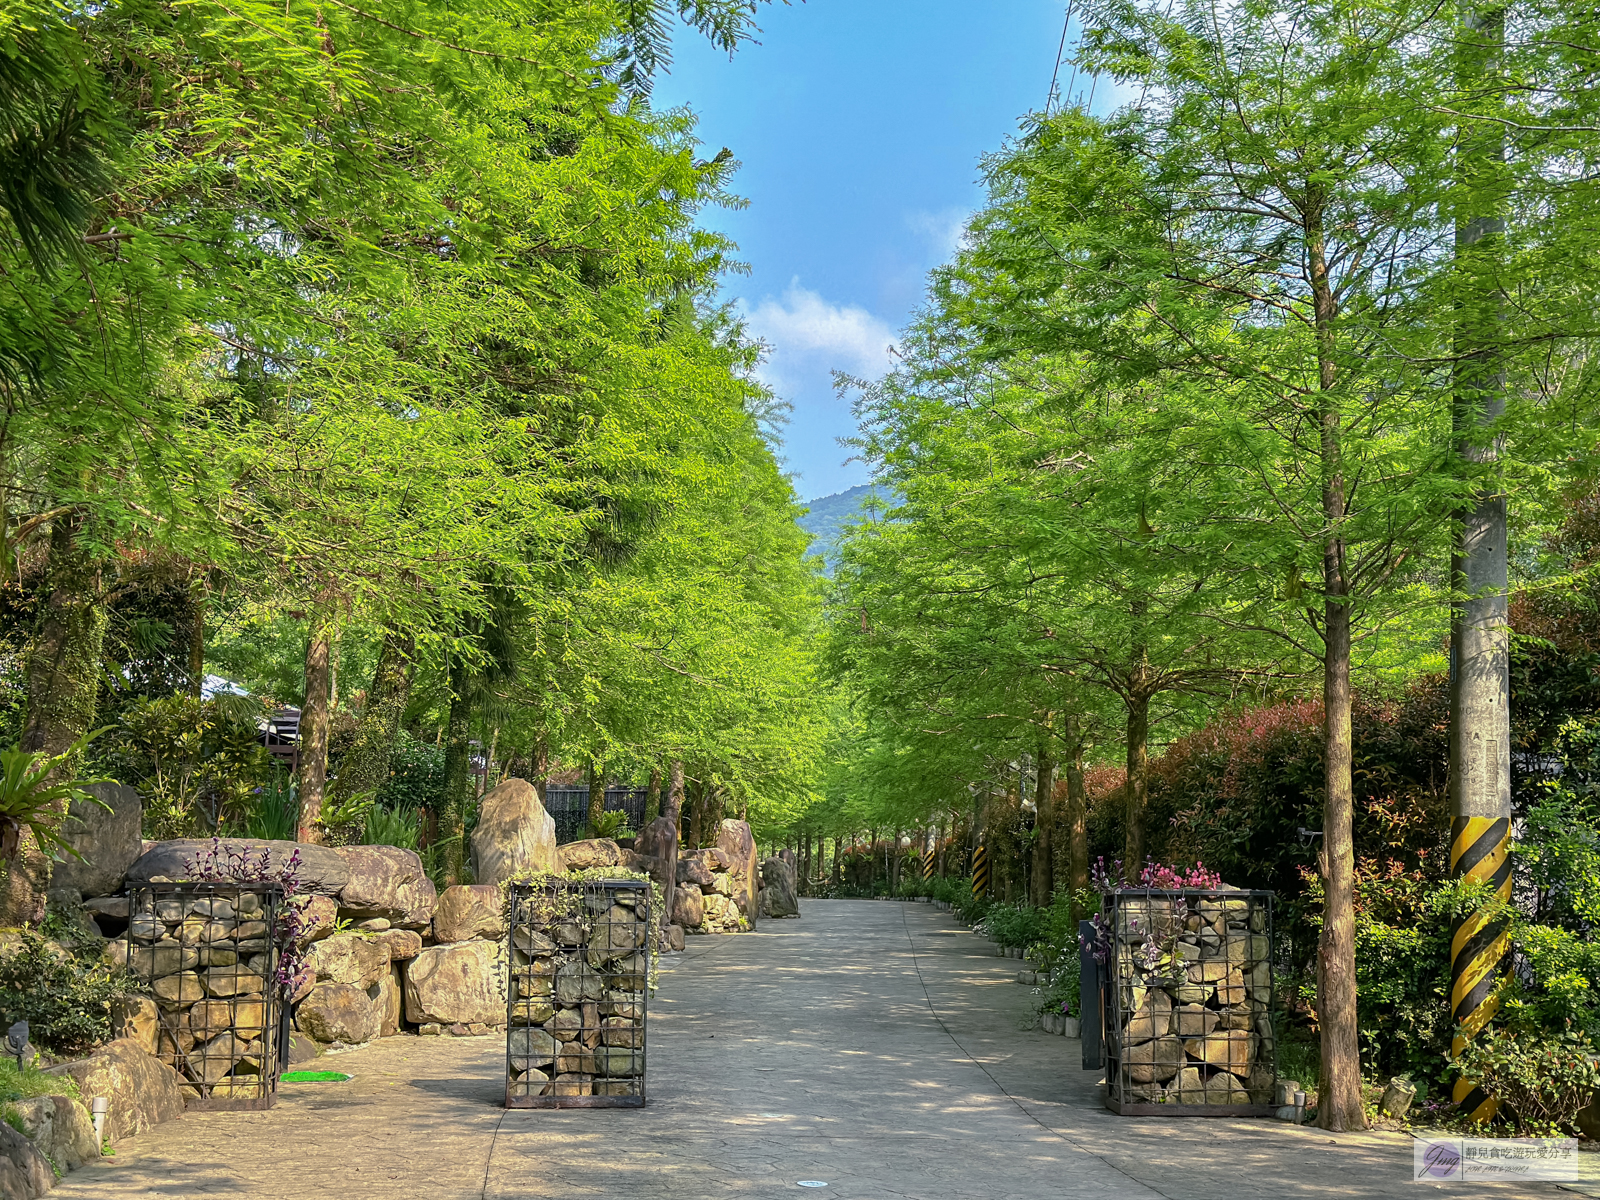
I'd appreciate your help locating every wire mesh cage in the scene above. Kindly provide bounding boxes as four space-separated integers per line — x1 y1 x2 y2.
505 878 651 1108
126 882 285 1110
1099 888 1275 1115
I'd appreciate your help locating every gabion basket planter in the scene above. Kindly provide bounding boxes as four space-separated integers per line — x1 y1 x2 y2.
126 882 285 1110
1100 888 1275 1116
505 878 651 1108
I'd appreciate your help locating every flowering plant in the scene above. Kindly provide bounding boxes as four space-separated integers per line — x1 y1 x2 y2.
181 838 310 996
1090 855 1222 891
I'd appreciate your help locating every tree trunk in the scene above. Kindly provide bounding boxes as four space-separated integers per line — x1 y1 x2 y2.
0 514 107 924
687 778 704 851
1064 718 1089 910
1032 718 1057 906
186 584 206 700
1122 692 1150 874
1319 585 1362 1130
440 654 472 885
530 738 550 804
585 759 605 837
1308 201 1366 1132
327 627 415 812
662 759 685 921
644 768 662 827
295 604 336 845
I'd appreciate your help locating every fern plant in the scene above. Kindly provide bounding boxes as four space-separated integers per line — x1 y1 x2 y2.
590 809 633 841
0 732 109 861
362 804 419 852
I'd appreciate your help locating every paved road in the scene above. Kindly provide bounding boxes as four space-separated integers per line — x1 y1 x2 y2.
54 899 1597 1199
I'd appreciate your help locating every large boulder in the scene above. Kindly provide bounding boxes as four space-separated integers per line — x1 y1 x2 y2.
303 933 391 989
633 817 677 862
50 781 142 900
716 819 759 924
370 927 423 960
557 838 621 872
0 1122 54 1199
45 1038 184 1145
677 855 715 888
758 857 800 918
7 1094 98 1176
404 940 504 1026
291 893 339 944
377 964 404 1037
127 839 349 896
110 995 160 1057
432 884 505 944
333 845 437 928
671 884 703 929
469 779 558 886
297 981 382 1044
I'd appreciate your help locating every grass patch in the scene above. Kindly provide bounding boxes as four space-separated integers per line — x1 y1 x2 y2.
0 1058 78 1104
280 1070 352 1083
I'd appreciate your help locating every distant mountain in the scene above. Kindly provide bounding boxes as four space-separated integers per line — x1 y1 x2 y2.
798 484 896 574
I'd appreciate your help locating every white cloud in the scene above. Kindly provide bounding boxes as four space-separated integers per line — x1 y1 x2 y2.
905 208 971 259
744 281 896 388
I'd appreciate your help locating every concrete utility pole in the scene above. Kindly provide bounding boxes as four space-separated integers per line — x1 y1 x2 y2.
1448 0 1512 1124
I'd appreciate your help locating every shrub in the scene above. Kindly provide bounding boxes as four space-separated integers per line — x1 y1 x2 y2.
241 773 298 840
1453 1026 1600 1136
363 803 420 851
983 902 1044 950
108 693 275 838
0 932 145 1057
377 732 445 812
949 877 991 924
590 810 633 841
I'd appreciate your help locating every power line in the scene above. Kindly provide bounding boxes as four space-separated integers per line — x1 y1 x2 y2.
1046 3 1073 114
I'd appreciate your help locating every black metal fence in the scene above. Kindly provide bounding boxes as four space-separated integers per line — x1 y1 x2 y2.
542 786 649 844
126 882 285 1110
1100 888 1275 1115
505 878 650 1108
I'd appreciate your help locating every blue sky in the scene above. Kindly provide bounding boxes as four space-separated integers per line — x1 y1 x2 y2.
652 2 1079 502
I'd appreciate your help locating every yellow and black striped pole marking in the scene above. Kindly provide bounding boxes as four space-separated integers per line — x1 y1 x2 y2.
1450 814 1512 1122
922 844 935 880
971 843 989 897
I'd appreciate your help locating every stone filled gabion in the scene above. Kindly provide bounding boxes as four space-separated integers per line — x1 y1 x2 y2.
126 883 282 1109
505 879 649 1107
1104 889 1275 1111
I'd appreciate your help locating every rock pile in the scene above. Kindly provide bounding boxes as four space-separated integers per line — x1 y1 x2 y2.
505 881 649 1104
673 819 762 935
1106 892 1275 1109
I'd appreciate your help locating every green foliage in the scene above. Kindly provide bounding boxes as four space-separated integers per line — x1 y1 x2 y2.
362 804 420 853
106 695 273 839
375 734 445 816
1502 719 1600 1036
982 902 1043 950
0 932 143 1057
589 810 633 841
0 731 108 862
1453 1026 1600 1136
241 775 298 842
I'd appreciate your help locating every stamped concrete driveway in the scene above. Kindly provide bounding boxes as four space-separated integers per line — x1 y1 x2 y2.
53 899 1599 1200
